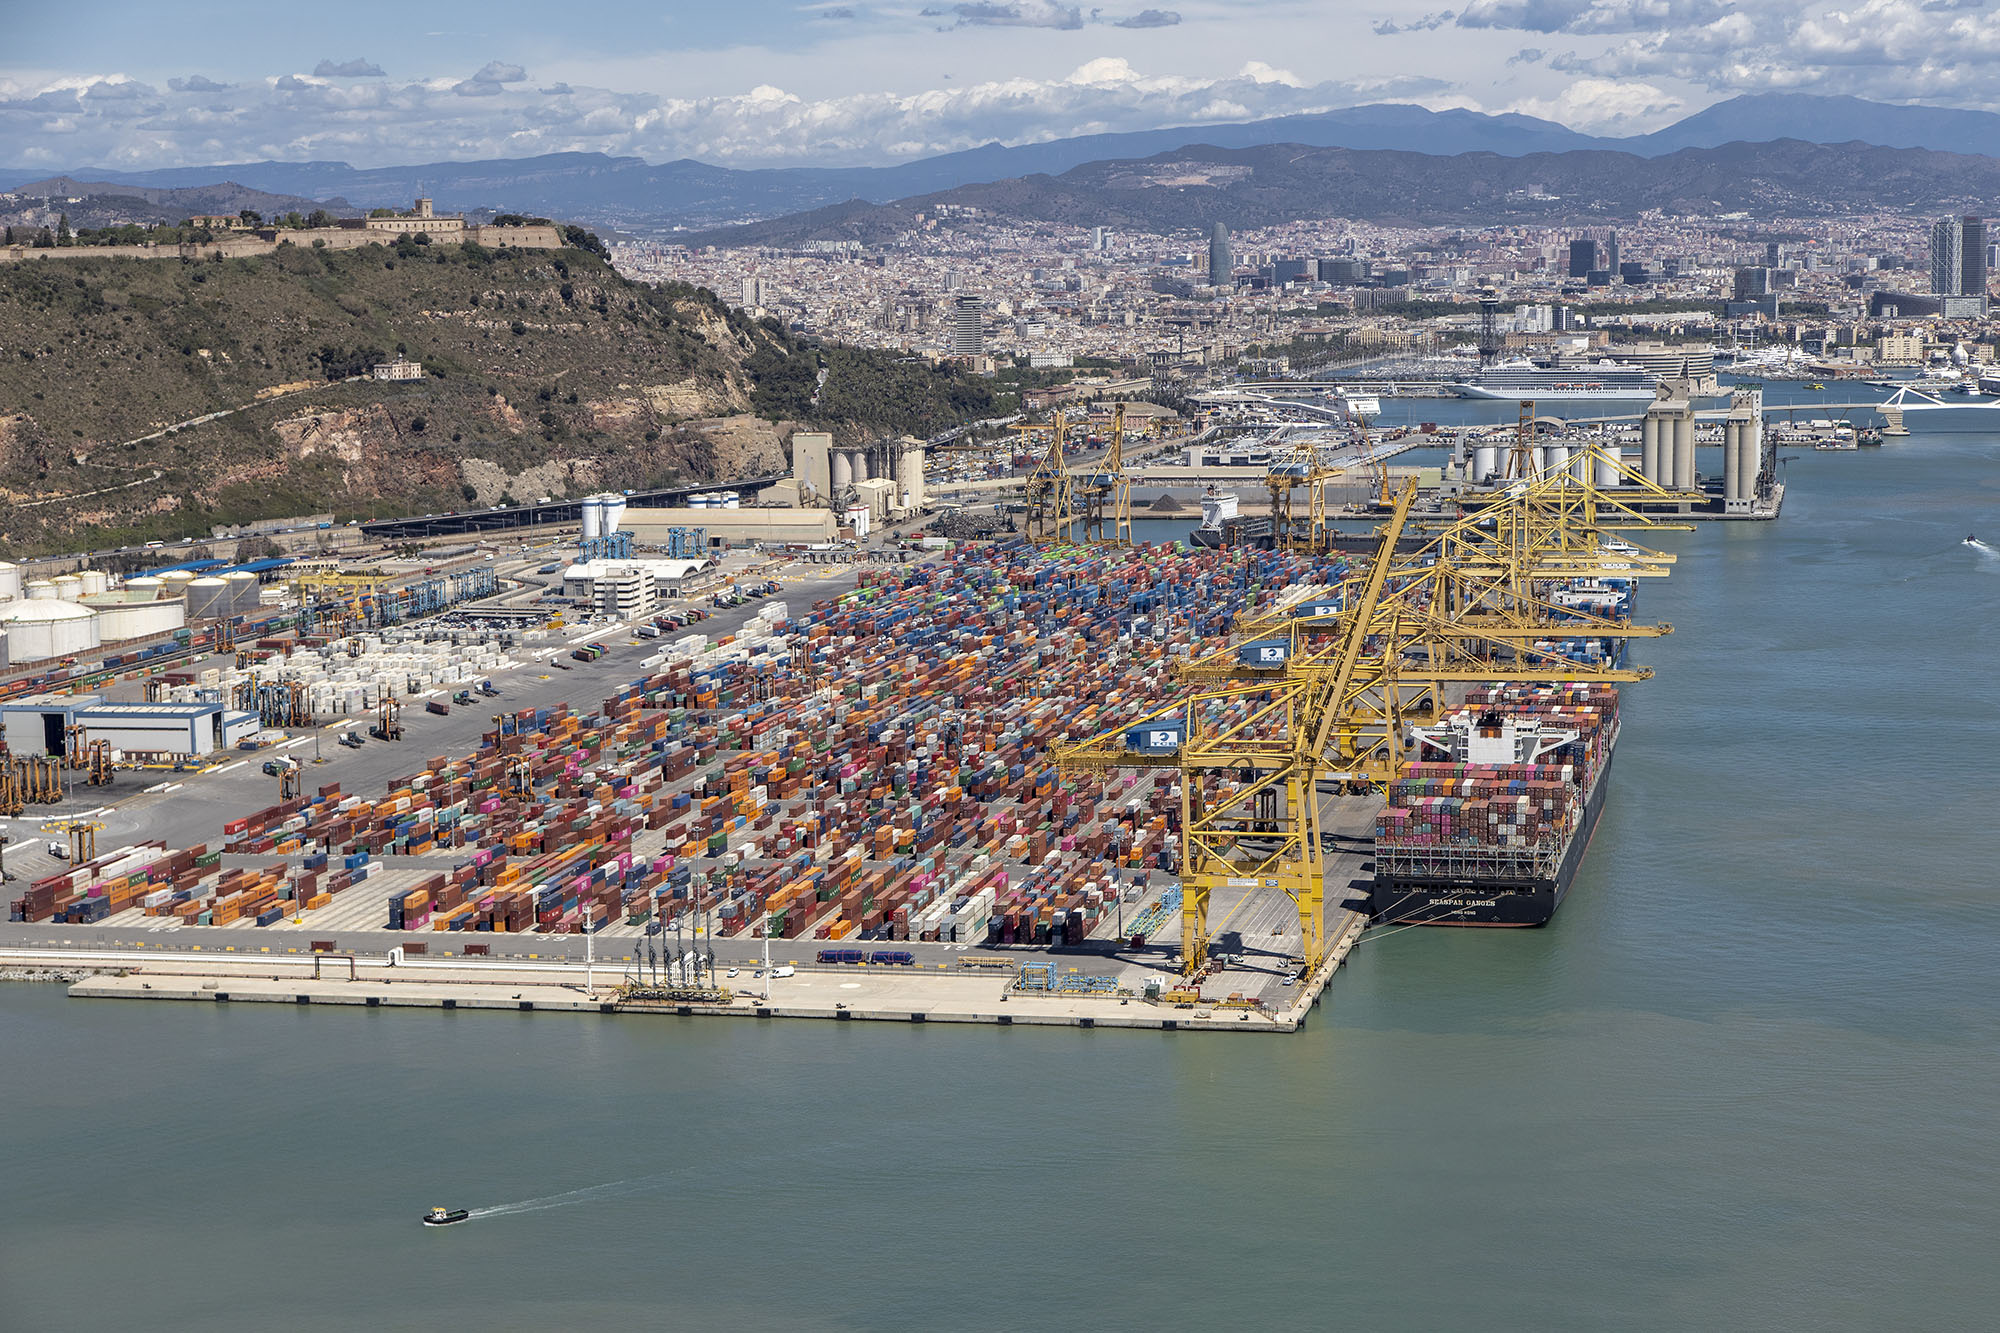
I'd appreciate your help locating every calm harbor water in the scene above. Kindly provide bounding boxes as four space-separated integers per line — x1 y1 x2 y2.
6 397 1999 1331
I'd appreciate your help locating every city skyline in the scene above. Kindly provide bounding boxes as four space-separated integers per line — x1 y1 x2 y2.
10 1 2000 171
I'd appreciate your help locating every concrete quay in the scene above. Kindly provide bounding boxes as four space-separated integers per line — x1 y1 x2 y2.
13 891 1368 1033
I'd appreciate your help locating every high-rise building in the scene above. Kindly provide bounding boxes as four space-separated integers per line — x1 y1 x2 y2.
1733 268 1772 301
740 276 770 309
1765 241 1783 266
1603 231 1620 274
1208 222 1233 287
1931 215 1987 296
1091 226 1109 252
949 295 985 357
1567 237 1596 279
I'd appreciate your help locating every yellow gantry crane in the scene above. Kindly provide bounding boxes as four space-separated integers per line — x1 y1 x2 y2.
1264 394 1391 554
1023 409 1081 546
1074 402 1134 546
1059 452 1683 977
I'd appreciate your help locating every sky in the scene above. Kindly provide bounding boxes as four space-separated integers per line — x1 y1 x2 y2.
3 0 1996 171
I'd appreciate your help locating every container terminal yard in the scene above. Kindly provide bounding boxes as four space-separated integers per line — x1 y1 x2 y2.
3 398 1696 1033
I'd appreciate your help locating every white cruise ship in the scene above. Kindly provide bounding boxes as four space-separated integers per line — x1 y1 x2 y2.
1452 358 1662 402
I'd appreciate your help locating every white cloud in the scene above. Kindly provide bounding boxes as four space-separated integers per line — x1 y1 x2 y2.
0 57 1445 169
1508 75 1682 131
314 58 385 79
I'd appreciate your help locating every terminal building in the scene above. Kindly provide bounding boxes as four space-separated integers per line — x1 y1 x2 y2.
0 695 259 758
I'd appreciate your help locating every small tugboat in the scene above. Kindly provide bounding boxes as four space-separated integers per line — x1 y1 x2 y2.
422 1206 470 1227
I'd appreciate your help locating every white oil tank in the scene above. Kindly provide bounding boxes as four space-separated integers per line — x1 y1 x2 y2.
52 575 82 602
224 571 260 615
0 561 22 602
579 496 603 541
25 579 56 600
77 569 110 597
601 494 628 533
158 570 196 600
0 599 100 660
92 596 187 642
186 576 230 620
124 576 162 601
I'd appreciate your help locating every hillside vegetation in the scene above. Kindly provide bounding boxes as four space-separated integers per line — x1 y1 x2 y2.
0 237 995 555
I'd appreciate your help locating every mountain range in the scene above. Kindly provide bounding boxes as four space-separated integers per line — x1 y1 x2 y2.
682 138 2000 245
1 94 1998 232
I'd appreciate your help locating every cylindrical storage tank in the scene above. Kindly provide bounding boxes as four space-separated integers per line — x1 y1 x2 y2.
1572 449 1591 485
77 569 110 597
186 576 230 620
831 450 853 492
720 492 738 510
52 575 82 602
0 599 100 661
897 448 926 511
124 576 161 602
158 571 196 603
1673 416 1695 491
0 561 22 602
25 579 56 600
1472 446 1499 482
1543 445 1568 478
1596 448 1622 488
1639 418 1658 482
579 497 602 542
88 595 189 643
602 496 628 534
225 571 260 615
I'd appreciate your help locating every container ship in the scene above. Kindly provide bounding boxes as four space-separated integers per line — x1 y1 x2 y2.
1369 680 1620 926
1188 489 1272 550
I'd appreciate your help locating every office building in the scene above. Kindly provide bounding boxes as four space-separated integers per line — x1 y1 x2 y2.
1930 215 1987 296
1603 231 1620 274
949 295 986 356
1567 237 1596 279
1733 268 1772 301
1208 222 1232 287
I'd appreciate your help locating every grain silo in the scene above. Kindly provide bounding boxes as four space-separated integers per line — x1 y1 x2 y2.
186 576 230 621
0 600 100 660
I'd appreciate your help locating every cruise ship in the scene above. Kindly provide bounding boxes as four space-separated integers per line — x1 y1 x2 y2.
1452 358 1663 402
1454 345 1719 402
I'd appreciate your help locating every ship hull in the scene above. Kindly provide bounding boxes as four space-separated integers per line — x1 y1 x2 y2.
1369 742 1613 927
1452 384 1657 402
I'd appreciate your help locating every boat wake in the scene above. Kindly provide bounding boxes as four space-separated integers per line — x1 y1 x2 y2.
1967 537 1998 560
463 1165 694 1222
